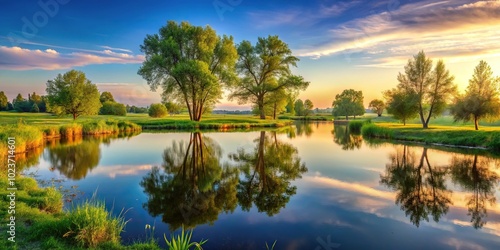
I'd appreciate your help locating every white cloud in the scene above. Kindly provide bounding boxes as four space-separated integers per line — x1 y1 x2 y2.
0 45 144 70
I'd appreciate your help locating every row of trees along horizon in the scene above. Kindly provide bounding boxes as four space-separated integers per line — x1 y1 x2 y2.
1 21 499 129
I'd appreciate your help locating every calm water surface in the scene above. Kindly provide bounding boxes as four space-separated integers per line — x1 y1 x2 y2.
25 122 500 250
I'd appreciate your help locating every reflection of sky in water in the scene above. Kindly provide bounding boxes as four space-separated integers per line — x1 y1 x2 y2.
26 123 500 249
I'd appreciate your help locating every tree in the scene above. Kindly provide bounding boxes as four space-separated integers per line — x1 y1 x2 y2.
99 101 127 116
332 89 364 120
397 51 456 128
13 93 31 112
46 70 102 120
304 99 314 117
100 91 115 103
451 61 500 130
384 88 420 125
229 35 309 119
266 88 289 119
294 99 304 116
163 101 182 115
138 21 238 121
368 99 385 117
148 103 168 118
30 103 40 113
0 91 8 111
285 97 295 115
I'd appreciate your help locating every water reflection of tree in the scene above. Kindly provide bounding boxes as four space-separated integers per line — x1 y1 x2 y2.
140 132 238 231
380 146 452 227
45 137 101 180
332 125 362 150
230 131 308 216
295 122 313 137
450 154 499 229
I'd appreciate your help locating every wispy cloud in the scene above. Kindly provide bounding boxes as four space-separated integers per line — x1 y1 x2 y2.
96 83 161 106
296 0 500 67
100 45 133 53
0 45 144 70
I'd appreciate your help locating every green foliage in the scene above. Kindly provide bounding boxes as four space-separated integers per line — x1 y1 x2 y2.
451 60 500 130
59 123 83 137
63 194 128 248
266 240 277 250
99 101 127 116
368 99 385 116
229 35 309 119
294 99 304 116
332 89 364 119
139 21 238 121
396 51 456 128
164 227 207 250
46 70 102 120
304 99 314 117
31 103 40 113
348 120 369 133
100 91 115 103
0 91 8 110
384 88 420 125
361 124 393 139
149 103 168 118
164 101 183 115
0 124 43 153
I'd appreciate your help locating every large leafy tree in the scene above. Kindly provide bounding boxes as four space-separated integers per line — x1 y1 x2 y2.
332 89 364 120
0 91 8 111
368 99 385 117
397 51 456 128
294 99 304 116
451 60 500 130
46 70 102 120
229 35 309 119
384 88 420 125
138 21 238 121
304 99 314 117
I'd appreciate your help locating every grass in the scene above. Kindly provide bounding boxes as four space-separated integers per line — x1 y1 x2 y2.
63 193 129 248
164 227 207 250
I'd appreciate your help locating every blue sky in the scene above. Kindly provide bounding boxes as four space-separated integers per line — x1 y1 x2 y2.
1 0 500 109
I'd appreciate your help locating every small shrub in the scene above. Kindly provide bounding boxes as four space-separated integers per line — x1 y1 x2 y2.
149 103 168 118
164 227 207 250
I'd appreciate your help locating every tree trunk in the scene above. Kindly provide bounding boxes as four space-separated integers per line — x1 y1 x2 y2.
72 113 76 120
474 116 479 130
258 100 265 119
273 103 277 120
378 113 382 117
345 115 348 120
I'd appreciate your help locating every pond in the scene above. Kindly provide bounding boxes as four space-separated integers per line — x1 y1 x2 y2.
24 122 500 249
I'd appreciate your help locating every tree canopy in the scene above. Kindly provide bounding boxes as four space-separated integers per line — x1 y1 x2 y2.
384 88 419 125
368 99 385 117
229 35 309 119
303 99 314 117
138 21 238 121
397 51 456 128
0 91 8 111
451 60 500 130
149 103 168 118
332 89 364 120
100 91 115 103
46 70 102 120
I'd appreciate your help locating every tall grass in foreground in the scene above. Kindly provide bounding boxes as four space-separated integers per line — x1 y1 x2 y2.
63 193 129 248
164 227 207 250
348 119 371 133
0 123 44 154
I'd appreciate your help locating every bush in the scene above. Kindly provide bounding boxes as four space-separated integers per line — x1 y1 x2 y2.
99 101 127 116
149 103 168 118
348 120 367 133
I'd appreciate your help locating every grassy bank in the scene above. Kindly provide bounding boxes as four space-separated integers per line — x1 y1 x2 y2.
0 176 163 249
360 122 500 150
0 119 141 156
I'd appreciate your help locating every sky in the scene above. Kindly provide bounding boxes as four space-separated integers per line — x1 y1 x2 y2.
1 0 500 110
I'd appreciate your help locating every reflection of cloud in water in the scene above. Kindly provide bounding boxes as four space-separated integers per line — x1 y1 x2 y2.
442 237 486 250
301 174 500 233
90 164 152 178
